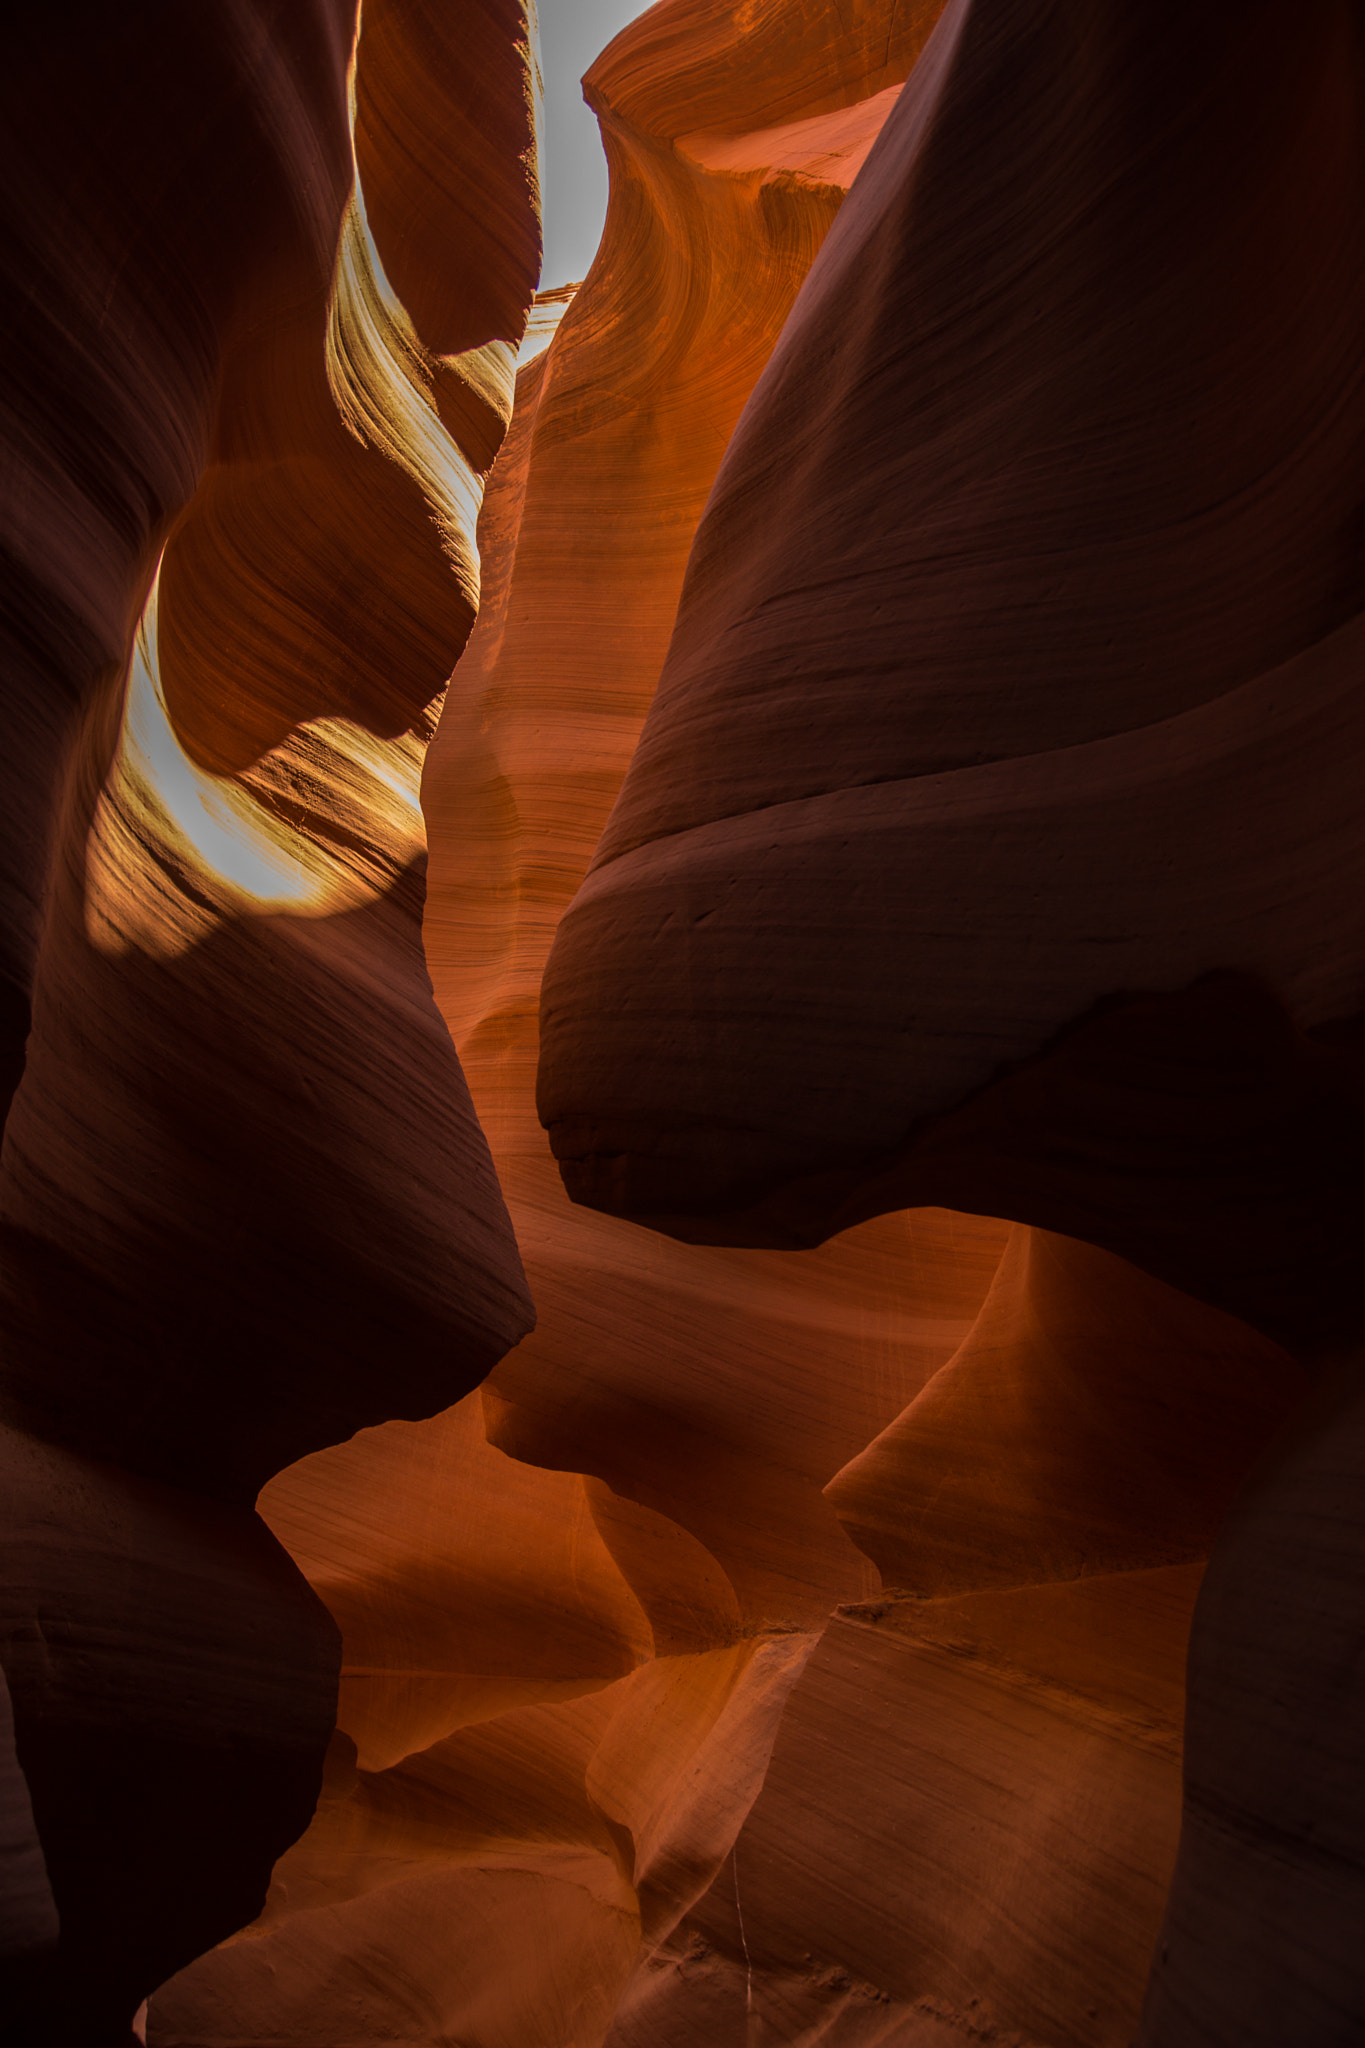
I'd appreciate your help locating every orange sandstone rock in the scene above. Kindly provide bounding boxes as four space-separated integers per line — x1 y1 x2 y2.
826 1225 1305 1596
0 0 538 2035
594 1227 1302 2046
13 0 1333 2039
0 1425 338 2044
157 5 1319 2044
423 0 969 1645
258 1396 652 1776
1136 1351 1365 2047
536 0 1365 2039
0 0 357 1116
153 7 1017 2041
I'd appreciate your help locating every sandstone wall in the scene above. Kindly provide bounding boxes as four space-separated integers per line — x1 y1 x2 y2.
0 3 538 2036
537 2 1365 2041
151 3 1334 2043
6 0 1356 2041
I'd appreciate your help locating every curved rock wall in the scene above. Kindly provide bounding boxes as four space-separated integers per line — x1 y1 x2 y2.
6 0 1356 2041
537 0 1365 1345
0 2 538 2037
420 0 960 1663
536 0 1365 2041
152 3 1324 2043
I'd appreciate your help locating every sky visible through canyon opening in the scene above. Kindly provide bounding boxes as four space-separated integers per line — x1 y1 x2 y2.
533 0 651 312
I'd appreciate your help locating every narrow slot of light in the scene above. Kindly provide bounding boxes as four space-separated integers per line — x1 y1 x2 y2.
84 564 427 958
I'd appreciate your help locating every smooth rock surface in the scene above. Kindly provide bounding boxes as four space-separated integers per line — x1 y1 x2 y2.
0 0 539 2031
1136 1351 1365 2047
158 5 1314 2024
6 0 1347 2040
534 0 1365 2040
0 1426 339 2044
537 0 1365 1346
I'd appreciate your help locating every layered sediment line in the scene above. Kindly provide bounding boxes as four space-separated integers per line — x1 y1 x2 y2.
6 0 1354 2039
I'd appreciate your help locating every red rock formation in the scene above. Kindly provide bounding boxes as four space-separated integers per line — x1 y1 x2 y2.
147 5 1003 2040
4 0 1349 2036
156 1223 1301 2045
612 1579 1197 2048
825 1226 1302 1597
154 3 1328 2043
0 1428 338 2044
535 0 1365 2038
257 1398 652 1776
0 1 538 2036
1 1 352 1103
588 1230 1305 2048
537 0 1365 1340
423 0 955 1645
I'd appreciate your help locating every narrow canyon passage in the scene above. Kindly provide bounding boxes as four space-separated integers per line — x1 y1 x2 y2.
2 2 1363 2046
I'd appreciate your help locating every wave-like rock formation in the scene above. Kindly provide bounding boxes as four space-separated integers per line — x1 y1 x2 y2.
422 0 955 1648
153 3 1333 2044
6 0 1357 2040
153 1230 1302 2046
538 0 1365 2040
538 0 1365 1331
0 1 537 2037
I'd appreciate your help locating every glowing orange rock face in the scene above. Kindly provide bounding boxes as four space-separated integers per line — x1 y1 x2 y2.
422 0 959 1649
150 3 1327 2044
0 22 541 1476
532 0 1365 2039
0 0 537 2036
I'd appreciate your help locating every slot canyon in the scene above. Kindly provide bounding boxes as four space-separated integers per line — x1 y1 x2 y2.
1 0 1362 2043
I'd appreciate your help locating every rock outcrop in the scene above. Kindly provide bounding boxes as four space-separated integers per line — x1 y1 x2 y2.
537 0 1365 2040
538 0 1365 1339
156 2 1336 2043
0 1663 55 2011
0 1 537 2036
7 0 1358 2039
422 0 956 1649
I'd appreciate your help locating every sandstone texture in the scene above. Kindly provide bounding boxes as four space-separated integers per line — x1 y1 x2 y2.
155 1 1339 2043
535 1 1365 2041
538 0 1365 1345
4 0 1359 2042
153 1229 1303 2048
1 1 537 2036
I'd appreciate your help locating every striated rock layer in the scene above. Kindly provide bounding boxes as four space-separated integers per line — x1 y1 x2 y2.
153 1231 1302 2048
1 0 1342 2038
1 0 538 2036
538 0 1365 2040
159 2 1325 2043
538 0 1365 1344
